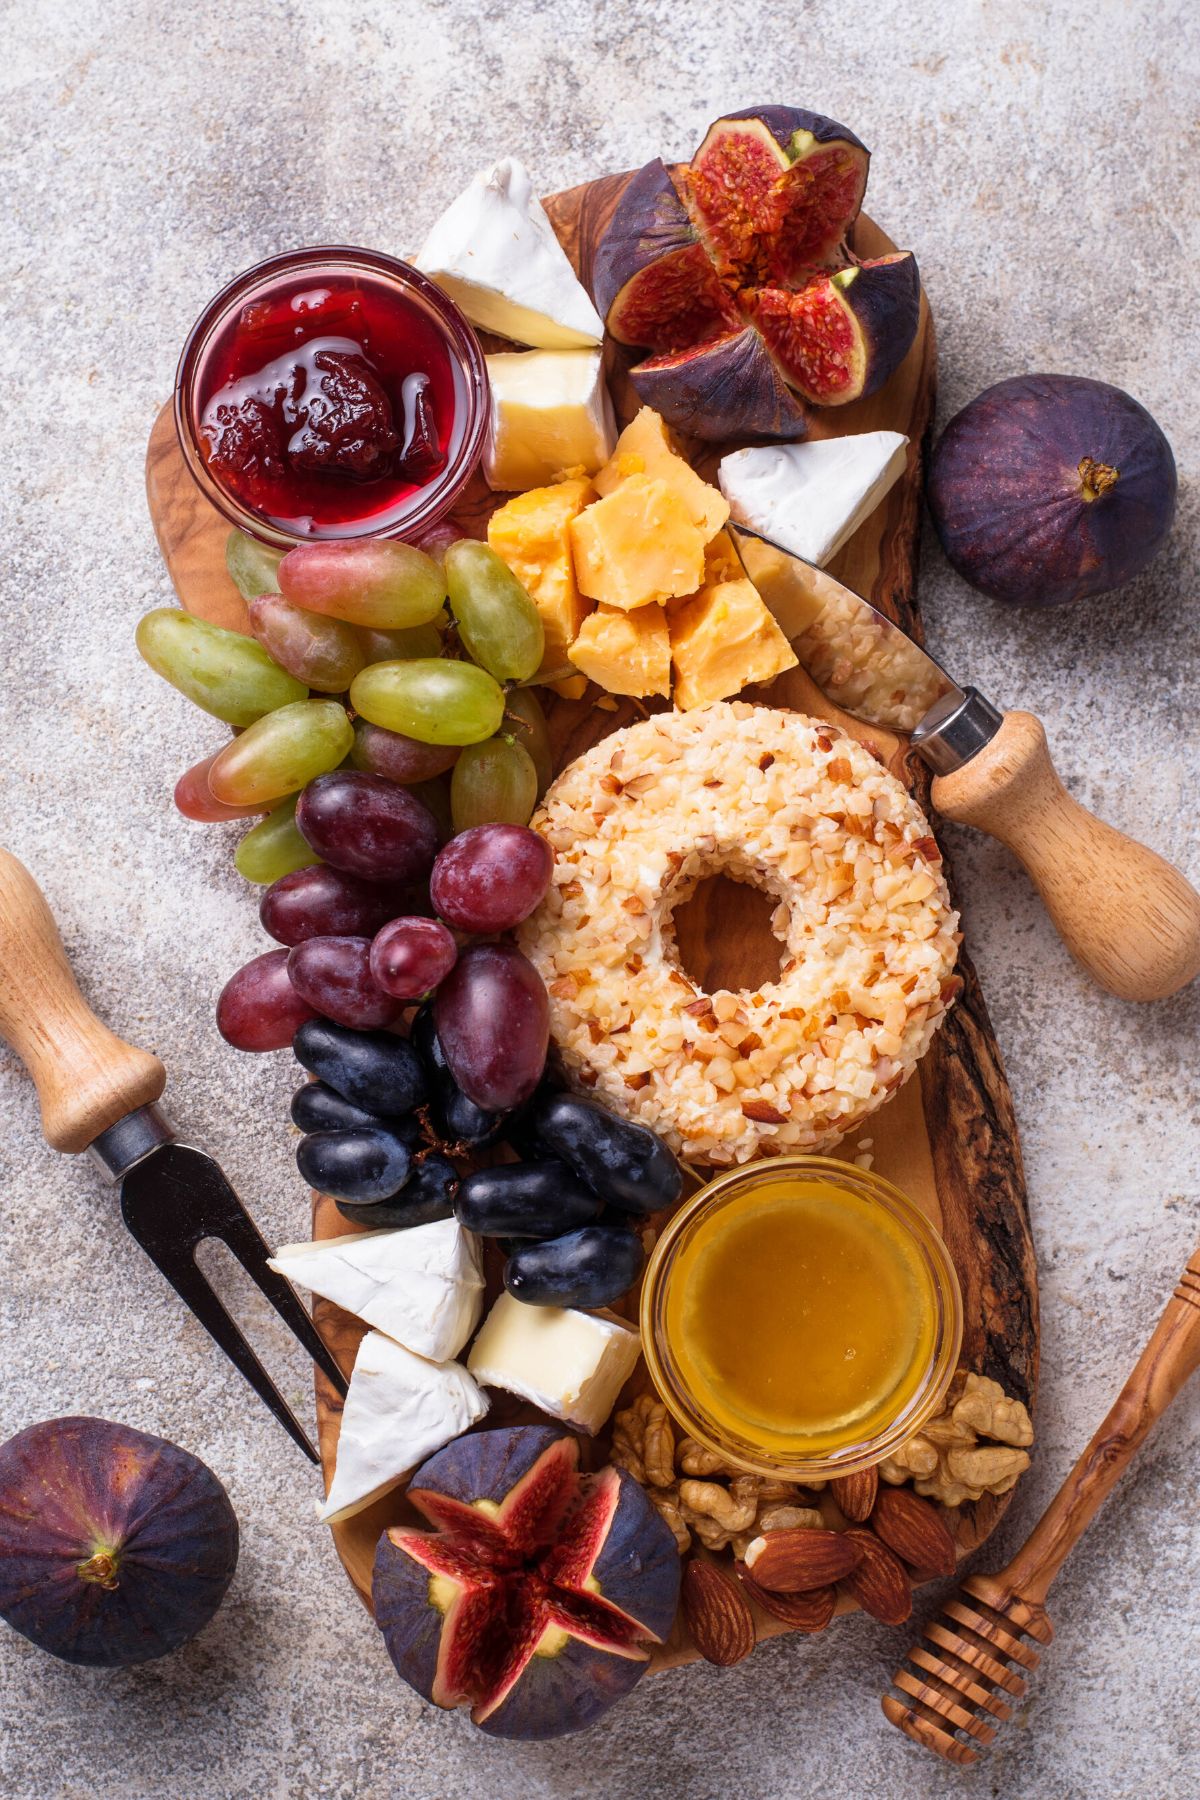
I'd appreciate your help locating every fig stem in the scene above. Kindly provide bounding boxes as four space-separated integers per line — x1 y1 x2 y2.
76 1548 120 1590
1078 456 1119 501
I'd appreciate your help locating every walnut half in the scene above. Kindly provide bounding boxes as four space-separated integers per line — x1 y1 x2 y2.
880 1371 1033 1508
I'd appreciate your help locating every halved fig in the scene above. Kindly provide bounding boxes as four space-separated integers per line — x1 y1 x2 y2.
747 252 920 406
372 1425 680 1739
592 158 739 351
632 326 808 441
687 106 869 283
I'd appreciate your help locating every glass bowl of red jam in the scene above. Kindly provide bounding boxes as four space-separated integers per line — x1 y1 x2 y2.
174 246 490 545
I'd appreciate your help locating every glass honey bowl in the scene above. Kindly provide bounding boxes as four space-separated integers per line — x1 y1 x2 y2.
640 1156 963 1482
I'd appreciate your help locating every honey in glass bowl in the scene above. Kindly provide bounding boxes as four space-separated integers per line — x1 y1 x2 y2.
640 1157 962 1482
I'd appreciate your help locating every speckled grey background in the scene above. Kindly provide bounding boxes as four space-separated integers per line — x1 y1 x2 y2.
1 1 1197 1795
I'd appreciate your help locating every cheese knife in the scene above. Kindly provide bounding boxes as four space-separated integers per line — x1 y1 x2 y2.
730 524 1200 1002
0 849 346 1460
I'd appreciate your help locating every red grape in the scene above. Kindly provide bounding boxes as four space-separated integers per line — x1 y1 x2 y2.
175 751 269 823
296 770 438 883
430 824 553 933
260 864 411 947
433 943 548 1110
287 936 403 1029
216 949 317 1051
351 717 459 785
369 917 457 999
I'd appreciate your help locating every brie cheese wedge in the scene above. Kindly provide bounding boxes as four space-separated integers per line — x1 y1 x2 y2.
416 158 603 350
467 1292 641 1435
269 1218 484 1363
483 348 616 491
718 432 909 568
318 1332 488 1524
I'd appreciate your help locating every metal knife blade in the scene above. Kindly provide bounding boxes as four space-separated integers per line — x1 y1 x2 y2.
729 523 963 735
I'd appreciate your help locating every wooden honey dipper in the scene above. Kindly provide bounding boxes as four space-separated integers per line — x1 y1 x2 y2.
883 1240 1200 1763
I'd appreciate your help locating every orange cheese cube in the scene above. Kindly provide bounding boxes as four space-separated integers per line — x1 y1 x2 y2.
487 477 594 677
569 604 671 698
594 406 729 539
569 476 707 611
669 576 798 711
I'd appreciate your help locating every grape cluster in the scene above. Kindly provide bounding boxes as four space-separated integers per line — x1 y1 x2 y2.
143 526 556 899
138 522 683 1310
290 1010 685 1310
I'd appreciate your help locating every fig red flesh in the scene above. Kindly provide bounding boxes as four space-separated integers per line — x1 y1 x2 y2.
373 1425 680 1738
590 106 917 432
687 106 868 283
927 373 1178 607
748 252 920 405
593 158 740 351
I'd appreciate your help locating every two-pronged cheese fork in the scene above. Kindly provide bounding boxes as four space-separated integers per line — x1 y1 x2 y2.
0 849 345 1460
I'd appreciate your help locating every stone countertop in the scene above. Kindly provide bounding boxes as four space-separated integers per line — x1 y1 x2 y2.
1 2 1197 1795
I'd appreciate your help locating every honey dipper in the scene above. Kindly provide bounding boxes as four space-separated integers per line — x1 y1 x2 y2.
882 1240 1200 1763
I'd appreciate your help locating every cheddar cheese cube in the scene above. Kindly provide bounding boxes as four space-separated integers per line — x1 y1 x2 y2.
669 577 798 710
594 406 729 539
569 603 671 698
487 477 595 678
569 476 707 611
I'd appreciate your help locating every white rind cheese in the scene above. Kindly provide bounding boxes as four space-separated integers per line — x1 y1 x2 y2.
268 1218 484 1364
484 348 616 491
718 432 909 568
416 158 603 350
467 1292 641 1435
317 1332 488 1524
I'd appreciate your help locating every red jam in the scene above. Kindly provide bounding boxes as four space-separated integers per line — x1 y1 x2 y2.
177 250 488 543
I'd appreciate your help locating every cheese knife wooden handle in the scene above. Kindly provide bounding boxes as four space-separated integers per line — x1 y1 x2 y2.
931 712 1200 1002
0 849 166 1152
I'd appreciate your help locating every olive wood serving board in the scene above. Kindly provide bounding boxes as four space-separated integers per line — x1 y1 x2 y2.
145 174 1038 1674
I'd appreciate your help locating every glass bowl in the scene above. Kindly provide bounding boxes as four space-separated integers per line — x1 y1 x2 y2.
640 1155 963 1482
174 245 489 547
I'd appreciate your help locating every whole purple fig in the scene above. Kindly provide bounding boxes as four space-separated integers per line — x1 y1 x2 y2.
927 374 1177 607
0 1417 238 1666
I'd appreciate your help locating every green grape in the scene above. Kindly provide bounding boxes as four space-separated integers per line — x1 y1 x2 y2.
208 699 354 807
501 686 554 799
277 541 446 628
226 530 284 601
235 796 322 885
136 608 307 726
350 659 505 747
450 736 538 831
443 540 544 682
356 614 446 664
248 595 365 693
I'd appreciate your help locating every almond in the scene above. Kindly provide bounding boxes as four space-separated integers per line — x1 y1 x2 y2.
743 1527 861 1592
682 1560 755 1666
841 1528 912 1625
870 1486 957 1576
830 1466 878 1524
737 1568 837 1633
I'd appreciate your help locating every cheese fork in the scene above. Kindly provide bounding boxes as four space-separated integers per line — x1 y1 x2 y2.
0 848 346 1461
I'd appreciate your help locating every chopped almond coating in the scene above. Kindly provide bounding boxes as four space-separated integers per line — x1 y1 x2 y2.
669 576 797 710
569 603 671 698
569 476 707 611
487 477 595 677
594 406 729 537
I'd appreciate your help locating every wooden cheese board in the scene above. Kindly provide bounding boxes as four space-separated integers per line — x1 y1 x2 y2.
145 171 1038 1673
